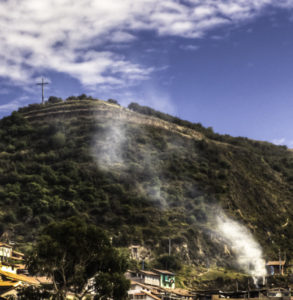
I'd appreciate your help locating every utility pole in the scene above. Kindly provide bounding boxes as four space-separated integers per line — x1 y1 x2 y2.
279 248 281 274
36 77 49 104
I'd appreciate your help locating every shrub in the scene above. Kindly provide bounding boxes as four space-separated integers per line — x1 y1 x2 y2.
107 99 120 105
47 96 63 104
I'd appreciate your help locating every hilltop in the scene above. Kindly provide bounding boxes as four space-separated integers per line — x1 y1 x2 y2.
0 97 292 284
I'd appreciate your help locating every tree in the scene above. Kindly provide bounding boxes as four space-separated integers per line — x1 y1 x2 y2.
27 217 130 300
155 254 182 272
17 286 51 300
50 131 66 148
94 272 130 300
47 96 63 104
107 99 120 106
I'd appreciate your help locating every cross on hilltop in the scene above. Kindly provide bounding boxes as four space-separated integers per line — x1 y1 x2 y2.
36 78 49 104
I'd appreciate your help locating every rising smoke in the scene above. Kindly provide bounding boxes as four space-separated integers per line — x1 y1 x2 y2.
91 113 169 208
91 120 126 169
215 209 267 278
91 104 267 280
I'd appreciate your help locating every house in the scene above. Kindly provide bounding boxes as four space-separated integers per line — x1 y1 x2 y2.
130 246 139 260
132 291 161 300
0 262 17 274
0 243 12 262
129 245 151 261
128 281 158 299
266 260 286 275
153 269 175 289
128 279 194 300
267 288 291 300
126 270 160 287
127 268 176 289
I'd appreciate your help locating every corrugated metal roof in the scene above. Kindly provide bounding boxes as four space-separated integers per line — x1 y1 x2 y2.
164 287 194 296
266 261 286 266
0 281 18 287
140 270 159 276
0 270 39 285
142 291 161 300
152 269 175 275
12 250 24 257
0 243 12 249
131 280 151 290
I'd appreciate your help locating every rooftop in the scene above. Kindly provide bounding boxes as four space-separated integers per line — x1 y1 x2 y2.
130 280 152 290
12 250 24 257
266 261 286 266
142 291 161 300
0 243 12 249
0 269 39 285
152 269 175 276
140 270 159 276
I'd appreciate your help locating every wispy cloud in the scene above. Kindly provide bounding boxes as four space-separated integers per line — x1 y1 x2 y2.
138 84 176 115
272 137 293 148
272 138 286 145
0 0 292 90
180 44 200 51
0 96 30 113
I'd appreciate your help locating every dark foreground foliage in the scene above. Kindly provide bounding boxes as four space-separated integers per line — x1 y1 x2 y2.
26 217 129 300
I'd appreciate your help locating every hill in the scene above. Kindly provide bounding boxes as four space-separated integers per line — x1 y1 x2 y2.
0 98 292 283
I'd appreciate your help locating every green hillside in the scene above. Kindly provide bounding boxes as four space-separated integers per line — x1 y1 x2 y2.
0 98 292 273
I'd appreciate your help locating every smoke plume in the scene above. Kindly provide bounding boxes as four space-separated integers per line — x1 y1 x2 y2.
91 120 127 169
91 113 169 208
215 209 267 278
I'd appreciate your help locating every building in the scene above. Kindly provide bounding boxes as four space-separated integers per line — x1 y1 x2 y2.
128 280 195 300
129 281 161 300
208 288 291 300
0 243 12 262
0 262 17 274
127 269 176 290
153 269 175 289
267 288 291 300
132 291 161 300
266 260 286 275
127 270 160 287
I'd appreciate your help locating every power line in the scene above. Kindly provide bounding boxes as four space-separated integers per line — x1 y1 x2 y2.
36 77 49 104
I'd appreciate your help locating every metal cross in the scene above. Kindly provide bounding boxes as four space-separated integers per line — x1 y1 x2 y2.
36 78 49 104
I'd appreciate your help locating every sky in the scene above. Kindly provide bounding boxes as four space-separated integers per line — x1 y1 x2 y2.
1 0 293 146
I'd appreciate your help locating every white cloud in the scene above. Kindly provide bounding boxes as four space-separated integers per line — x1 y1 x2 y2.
0 96 30 113
272 138 286 145
0 0 292 90
180 44 200 51
271 137 293 147
103 85 176 116
138 85 176 115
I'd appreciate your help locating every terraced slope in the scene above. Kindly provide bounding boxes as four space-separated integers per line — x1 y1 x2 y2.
0 99 292 270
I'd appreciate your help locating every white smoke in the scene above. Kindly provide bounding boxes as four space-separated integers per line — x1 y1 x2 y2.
91 108 169 208
215 210 267 278
91 120 126 169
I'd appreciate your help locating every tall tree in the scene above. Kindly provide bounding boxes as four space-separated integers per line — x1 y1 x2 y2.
27 217 130 300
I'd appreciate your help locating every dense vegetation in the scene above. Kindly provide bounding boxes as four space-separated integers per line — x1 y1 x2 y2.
26 217 129 300
0 97 292 273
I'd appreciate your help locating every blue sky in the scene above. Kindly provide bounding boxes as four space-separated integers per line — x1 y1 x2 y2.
1 1 293 146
